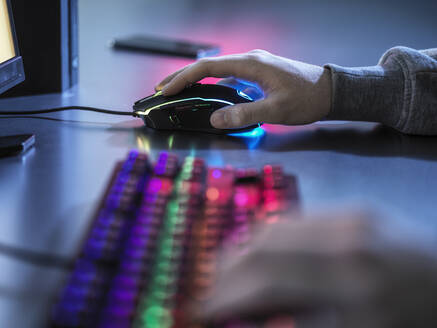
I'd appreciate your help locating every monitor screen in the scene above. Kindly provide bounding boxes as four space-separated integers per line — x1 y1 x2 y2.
0 0 16 64
0 0 24 95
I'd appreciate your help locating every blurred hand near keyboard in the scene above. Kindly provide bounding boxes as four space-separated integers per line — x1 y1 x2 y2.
155 49 332 129
197 211 437 328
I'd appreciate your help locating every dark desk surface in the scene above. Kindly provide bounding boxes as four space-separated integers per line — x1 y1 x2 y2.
1 0 436 326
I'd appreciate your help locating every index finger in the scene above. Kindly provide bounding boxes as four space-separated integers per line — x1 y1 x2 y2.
161 54 261 96
155 64 192 91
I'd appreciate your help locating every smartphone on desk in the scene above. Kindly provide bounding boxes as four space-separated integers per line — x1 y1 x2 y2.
110 35 220 59
0 134 35 157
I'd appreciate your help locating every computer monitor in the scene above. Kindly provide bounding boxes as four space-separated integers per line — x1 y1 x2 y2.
0 0 24 95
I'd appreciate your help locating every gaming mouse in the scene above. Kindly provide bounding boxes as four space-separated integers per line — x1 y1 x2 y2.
133 83 261 134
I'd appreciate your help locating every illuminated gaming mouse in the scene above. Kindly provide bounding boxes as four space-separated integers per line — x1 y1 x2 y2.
133 83 261 134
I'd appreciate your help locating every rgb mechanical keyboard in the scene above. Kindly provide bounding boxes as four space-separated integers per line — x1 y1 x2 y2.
51 150 299 328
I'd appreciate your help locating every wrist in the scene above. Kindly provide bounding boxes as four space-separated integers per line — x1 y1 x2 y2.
317 67 332 118
322 63 403 127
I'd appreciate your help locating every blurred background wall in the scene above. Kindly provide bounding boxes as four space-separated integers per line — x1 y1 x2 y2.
77 0 437 107
80 0 437 66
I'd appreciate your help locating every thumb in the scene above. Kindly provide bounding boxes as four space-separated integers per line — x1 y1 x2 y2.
210 99 270 129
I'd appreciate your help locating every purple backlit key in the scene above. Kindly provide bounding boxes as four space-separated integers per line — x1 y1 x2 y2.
51 151 299 328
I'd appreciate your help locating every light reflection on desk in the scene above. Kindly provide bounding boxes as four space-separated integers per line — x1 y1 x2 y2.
228 126 266 149
134 125 267 154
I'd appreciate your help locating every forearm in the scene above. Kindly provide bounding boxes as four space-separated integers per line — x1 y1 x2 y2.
324 47 437 135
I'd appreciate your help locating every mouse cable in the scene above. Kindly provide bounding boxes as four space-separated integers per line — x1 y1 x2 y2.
0 240 74 270
0 106 139 117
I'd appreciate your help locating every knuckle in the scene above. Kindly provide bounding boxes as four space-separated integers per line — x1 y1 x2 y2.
245 52 261 64
197 58 211 69
196 57 210 65
249 49 268 55
223 107 238 126
233 106 250 125
197 59 212 76
243 53 270 78
179 74 193 86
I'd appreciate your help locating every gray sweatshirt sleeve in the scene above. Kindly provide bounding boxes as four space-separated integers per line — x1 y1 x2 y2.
324 47 437 135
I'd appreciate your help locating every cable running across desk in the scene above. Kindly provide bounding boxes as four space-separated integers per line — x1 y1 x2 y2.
0 106 135 270
0 106 137 117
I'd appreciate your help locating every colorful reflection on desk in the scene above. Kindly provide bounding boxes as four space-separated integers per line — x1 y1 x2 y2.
134 125 266 152
228 126 266 149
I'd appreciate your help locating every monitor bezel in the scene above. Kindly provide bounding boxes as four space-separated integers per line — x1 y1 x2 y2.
0 0 25 95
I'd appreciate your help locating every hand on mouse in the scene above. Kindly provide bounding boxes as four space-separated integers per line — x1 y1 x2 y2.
155 50 332 129
195 211 437 328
